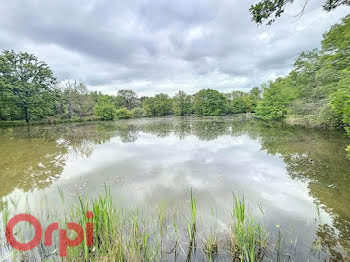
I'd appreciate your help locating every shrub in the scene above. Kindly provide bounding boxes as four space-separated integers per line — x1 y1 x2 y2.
94 103 117 120
256 79 296 120
331 88 350 158
116 107 134 119
132 107 146 118
315 103 342 128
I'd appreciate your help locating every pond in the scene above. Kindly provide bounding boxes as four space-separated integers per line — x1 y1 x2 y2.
0 116 350 261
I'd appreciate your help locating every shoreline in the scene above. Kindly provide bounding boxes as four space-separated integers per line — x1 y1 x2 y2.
0 114 347 133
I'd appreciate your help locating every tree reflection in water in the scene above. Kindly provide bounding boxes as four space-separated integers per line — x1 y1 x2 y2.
0 116 349 260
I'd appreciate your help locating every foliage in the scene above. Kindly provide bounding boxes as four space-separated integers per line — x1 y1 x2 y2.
227 91 247 114
254 15 350 156
250 0 349 25
193 89 227 116
0 87 22 120
227 91 251 114
132 107 146 118
70 84 95 118
173 90 192 116
57 81 96 119
94 98 117 120
114 95 127 109
256 78 296 120
142 93 173 116
57 81 76 119
116 107 134 119
0 50 56 123
330 88 350 125
249 87 262 110
226 88 262 114
117 89 139 109
322 14 350 53
142 98 156 116
315 103 342 128
256 15 350 125
331 87 350 158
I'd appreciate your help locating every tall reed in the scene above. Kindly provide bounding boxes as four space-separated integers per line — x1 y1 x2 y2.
229 194 268 261
0 189 304 262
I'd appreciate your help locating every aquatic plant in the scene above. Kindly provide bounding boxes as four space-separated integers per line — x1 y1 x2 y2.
229 194 268 261
0 188 341 261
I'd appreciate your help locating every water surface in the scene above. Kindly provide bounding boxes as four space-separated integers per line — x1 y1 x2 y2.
1 116 350 261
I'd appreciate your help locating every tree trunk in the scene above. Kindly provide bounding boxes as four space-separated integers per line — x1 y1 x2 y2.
24 106 29 123
68 102 73 119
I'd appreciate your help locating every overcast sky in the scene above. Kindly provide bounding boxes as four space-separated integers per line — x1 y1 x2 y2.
0 0 349 96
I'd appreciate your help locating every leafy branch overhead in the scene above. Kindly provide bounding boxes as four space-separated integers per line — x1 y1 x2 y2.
250 0 350 25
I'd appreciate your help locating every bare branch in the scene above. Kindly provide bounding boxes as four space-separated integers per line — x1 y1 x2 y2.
292 0 309 23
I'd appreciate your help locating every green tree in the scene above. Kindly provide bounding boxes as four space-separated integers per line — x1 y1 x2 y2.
331 87 350 158
0 87 22 120
249 87 262 111
142 94 173 116
193 89 227 116
116 107 133 119
142 97 156 116
322 15 350 132
114 95 127 109
227 91 255 114
57 80 82 119
322 14 350 71
0 89 11 120
154 93 173 116
173 90 192 116
70 83 95 119
250 0 349 25
256 79 296 120
117 90 139 109
255 14 350 128
331 88 350 125
228 91 247 114
0 50 56 123
94 97 117 120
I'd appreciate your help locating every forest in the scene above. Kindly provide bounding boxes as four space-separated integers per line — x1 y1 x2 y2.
0 15 349 156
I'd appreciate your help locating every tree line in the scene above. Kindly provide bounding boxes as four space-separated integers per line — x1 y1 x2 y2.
0 51 262 123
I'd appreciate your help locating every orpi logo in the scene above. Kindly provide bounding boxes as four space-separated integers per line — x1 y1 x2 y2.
5 212 93 257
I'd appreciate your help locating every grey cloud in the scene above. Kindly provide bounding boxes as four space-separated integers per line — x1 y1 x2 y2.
0 0 349 96
138 0 218 29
